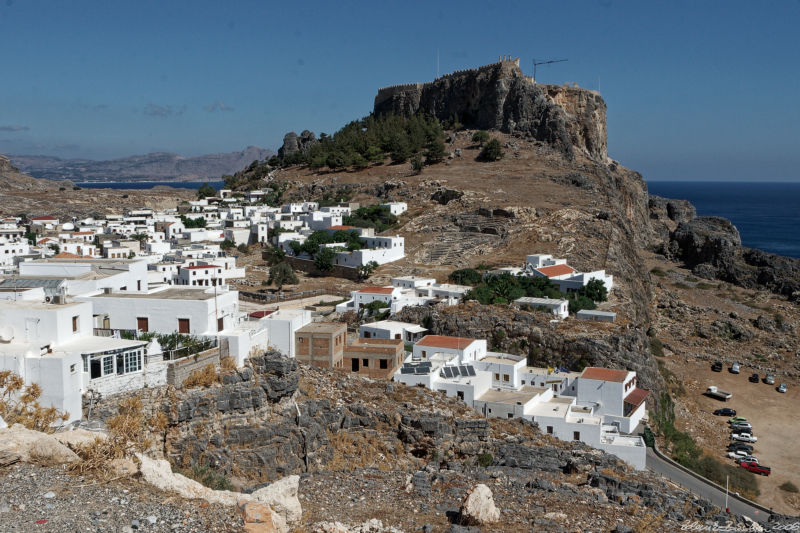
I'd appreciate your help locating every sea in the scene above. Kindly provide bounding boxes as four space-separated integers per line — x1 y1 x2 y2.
647 181 800 259
76 179 800 259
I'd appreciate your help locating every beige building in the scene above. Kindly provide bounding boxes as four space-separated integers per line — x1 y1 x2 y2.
295 322 346 369
344 338 404 379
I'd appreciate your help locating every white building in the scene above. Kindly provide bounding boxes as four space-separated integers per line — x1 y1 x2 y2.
522 254 614 293
514 296 569 319
380 202 408 216
359 320 427 343
175 264 227 287
412 335 487 364
260 308 312 358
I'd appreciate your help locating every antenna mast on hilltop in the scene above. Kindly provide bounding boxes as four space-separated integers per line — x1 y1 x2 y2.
532 58 568 84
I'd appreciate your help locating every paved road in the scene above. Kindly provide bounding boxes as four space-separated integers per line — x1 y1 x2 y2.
646 448 772 524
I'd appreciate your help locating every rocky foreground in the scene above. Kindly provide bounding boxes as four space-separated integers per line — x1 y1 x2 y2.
0 352 776 532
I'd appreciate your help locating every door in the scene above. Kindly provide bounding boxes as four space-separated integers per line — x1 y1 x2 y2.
351 358 359 372
137 317 149 332
178 318 190 334
217 317 224 331
90 358 101 379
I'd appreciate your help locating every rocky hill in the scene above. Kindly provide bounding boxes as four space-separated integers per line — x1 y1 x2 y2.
9 146 273 182
374 59 607 161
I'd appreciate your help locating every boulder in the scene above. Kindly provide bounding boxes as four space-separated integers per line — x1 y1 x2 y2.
239 502 279 533
459 484 499 525
0 424 80 465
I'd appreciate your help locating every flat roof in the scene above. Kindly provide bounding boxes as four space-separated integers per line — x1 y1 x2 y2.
54 336 147 355
477 386 547 405
0 299 84 310
515 297 567 306
362 319 425 331
576 310 617 317
526 396 575 418
358 286 395 294
92 288 218 301
297 322 346 334
480 354 525 365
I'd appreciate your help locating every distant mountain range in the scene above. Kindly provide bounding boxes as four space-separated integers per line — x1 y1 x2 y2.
9 146 274 182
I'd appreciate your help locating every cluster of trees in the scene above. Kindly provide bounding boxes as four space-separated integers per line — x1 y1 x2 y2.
196 183 217 199
471 131 504 161
274 113 446 171
179 215 207 228
457 272 607 313
343 205 398 232
288 229 364 258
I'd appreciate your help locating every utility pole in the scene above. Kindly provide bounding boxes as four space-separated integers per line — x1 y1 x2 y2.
532 58 568 84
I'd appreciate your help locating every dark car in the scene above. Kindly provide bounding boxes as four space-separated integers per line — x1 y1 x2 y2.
712 361 723 372
749 373 760 383
714 408 736 416
728 444 754 454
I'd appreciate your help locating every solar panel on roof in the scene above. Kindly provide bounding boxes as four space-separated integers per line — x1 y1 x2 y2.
415 367 428 375
466 366 476 376
442 367 452 378
400 368 415 374
419 361 432 367
459 366 468 376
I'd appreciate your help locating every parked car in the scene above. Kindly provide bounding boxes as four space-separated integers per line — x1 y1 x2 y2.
731 422 752 431
765 375 775 385
740 461 771 476
731 433 758 443
749 373 760 383
778 383 787 393
728 443 754 454
728 416 746 424
712 361 723 372
730 362 740 374
736 455 759 465
728 449 749 460
714 408 737 416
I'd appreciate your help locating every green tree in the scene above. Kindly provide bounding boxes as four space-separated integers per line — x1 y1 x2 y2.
314 247 336 272
478 138 504 161
568 294 596 314
220 239 236 250
268 262 298 289
196 182 217 199
449 268 483 286
424 140 446 165
410 154 424 174
472 130 490 146
263 246 286 265
579 279 608 302
358 260 379 280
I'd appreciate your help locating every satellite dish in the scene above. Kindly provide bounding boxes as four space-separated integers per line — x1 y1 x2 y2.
62 222 75 231
0 325 14 343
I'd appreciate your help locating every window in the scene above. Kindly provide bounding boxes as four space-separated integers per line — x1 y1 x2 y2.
503 374 510 382
102 356 113 376
137 317 149 332
362 359 369 368
70 364 76 374
573 431 581 441
507 413 513 419
124 352 142 373
364 331 371 338
82 355 88 373
494 373 500 381
421 350 427 358
72 315 79 332
521 380 526 385
379 359 388 369
178 318 190 334
547 426 554 434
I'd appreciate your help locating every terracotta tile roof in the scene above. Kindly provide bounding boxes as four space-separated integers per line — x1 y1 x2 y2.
535 264 576 277
358 286 395 294
416 335 476 350
53 252 81 259
580 367 630 383
249 310 275 318
328 225 356 231
72 231 94 235
624 387 649 408
31 216 57 221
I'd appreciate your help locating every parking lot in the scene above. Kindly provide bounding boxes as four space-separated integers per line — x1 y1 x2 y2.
665 357 800 515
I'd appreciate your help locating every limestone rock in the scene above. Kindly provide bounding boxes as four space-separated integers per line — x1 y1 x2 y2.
136 454 299 532
278 130 317 160
239 502 279 533
0 415 6 429
53 428 106 450
0 424 80 465
459 484 499 525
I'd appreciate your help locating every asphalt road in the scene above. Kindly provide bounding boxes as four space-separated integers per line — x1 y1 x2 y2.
646 448 772 524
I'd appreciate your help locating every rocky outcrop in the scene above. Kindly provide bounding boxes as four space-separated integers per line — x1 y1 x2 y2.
374 60 607 161
278 131 317 160
657 216 800 301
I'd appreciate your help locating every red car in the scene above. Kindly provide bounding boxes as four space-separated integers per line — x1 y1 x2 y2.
740 461 771 476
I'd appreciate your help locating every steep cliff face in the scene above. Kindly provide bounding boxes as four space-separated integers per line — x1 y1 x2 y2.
374 60 607 161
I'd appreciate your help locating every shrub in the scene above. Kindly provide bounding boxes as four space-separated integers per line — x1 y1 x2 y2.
448 268 483 286
0 371 69 432
471 130 490 146
268 262 298 289
780 481 799 493
178 464 233 491
649 337 665 357
410 154 424 174
476 453 493 468
478 138 503 161
650 267 667 277
314 247 336 273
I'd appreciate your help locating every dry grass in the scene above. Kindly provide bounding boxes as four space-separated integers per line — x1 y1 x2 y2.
220 356 237 372
0 370 69 432
69 397 158 478
182 364 219 389
325 429 398 471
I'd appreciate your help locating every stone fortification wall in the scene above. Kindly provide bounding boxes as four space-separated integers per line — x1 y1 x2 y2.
167 348 221 387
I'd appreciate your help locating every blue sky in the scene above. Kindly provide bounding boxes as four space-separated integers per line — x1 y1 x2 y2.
0 0 798 181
